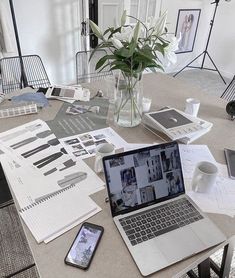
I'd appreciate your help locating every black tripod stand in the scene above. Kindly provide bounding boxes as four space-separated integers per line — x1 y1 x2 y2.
9 0 28 88
173 0 226 84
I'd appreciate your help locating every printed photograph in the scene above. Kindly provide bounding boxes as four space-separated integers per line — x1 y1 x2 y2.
95 139 108 145
79 133 92 141
72 144 83 150
94 134 106 140
64 138 80 145
83 140 95 147
146 155 163 182
175 9 201 53
73 149 88 157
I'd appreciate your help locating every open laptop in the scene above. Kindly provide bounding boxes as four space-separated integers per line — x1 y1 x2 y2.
102 141 226 276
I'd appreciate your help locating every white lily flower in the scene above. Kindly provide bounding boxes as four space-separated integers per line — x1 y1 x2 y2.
113 26 134 43
111 38 123 49
164 35 181 65
153 11 168 36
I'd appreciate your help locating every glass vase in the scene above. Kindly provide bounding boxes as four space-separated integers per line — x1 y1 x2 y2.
114 73 143 127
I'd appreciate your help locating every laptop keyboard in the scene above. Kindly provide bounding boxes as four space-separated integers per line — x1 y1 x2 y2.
119 197 204 246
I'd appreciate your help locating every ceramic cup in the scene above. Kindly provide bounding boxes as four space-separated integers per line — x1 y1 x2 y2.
94 143 115 173
184 98 200 117
191 161 218 193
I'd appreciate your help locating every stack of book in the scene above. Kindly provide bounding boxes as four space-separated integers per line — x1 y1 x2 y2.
142 108 213 144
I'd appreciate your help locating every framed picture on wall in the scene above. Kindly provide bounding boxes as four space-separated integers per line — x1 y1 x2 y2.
175 9 201 54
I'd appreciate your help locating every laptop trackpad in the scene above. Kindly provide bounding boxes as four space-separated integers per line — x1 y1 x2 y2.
157 227 205 262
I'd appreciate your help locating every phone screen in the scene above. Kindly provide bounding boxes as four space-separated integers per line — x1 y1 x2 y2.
65 223 103 269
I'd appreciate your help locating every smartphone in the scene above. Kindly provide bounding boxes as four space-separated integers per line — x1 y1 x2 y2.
224 148 235 179
64 222 104 270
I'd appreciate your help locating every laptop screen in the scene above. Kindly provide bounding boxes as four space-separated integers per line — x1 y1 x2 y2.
103 141 185 217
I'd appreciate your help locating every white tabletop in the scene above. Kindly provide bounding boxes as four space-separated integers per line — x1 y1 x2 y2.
0 73 234 278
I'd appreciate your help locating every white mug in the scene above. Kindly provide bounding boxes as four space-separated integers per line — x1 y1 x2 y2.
191 161 218 193
185 98 200 117
94 143 115 173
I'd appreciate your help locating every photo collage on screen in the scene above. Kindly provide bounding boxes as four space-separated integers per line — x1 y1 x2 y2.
105 144 184 213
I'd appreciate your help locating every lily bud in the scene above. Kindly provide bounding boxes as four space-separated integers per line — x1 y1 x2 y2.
153 11 167 36
89 20 103 39
111 38 123 49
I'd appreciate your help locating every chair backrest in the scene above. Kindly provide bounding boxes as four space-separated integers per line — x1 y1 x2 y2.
76 49 112 84
221 75 235 101
0 55 51 94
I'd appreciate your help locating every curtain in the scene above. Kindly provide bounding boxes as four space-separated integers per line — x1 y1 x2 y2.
0 0 16 57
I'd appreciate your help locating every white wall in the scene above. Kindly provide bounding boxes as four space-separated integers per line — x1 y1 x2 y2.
13 0 81 85
205 0 235 78
8 0 235 84
162 0 235 78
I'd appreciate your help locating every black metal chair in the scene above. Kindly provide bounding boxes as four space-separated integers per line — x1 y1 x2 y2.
0 54 51 94
75 49 112 84
221 75 235 101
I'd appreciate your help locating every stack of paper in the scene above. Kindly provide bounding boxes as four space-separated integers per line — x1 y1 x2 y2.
142 108 213 144
45 85 90 103
179 144 235 217
0 120 104 243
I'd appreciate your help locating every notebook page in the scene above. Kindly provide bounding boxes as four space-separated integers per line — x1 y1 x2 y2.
20 186 100 243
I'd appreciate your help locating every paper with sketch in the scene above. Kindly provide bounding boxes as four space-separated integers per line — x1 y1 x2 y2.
179 144 216 179
186 163 235 217
0 119 104 209
60 127 128 160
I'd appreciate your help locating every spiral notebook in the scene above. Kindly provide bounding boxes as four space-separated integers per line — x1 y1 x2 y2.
19 184 100 243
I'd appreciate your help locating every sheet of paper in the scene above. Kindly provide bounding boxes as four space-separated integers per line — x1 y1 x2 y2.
0 119 104 208
44 206 102 243
186 173 235 217
46 98 110 139
20 187 100 243
124 143 152 151
179 144 216 179
60 127 128 160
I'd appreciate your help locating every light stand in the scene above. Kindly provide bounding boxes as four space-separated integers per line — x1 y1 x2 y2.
9 0 28 87
173 0 226 84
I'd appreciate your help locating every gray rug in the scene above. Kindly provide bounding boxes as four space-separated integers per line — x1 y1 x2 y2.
170 69 231 98
0 204 39 278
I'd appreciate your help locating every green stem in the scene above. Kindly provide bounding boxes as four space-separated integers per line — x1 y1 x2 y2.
115 71 142 125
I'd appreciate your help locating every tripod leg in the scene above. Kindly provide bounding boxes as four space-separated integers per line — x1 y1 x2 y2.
173 52 205 77
206 51 226 85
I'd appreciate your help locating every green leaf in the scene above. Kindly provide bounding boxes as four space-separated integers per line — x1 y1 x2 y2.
115 48 132 58
95 55 116 70
89 20 103 39
95 56 108 70
108 27 122 39
154 43 165 55
121 10 127 26
103 27 114 36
